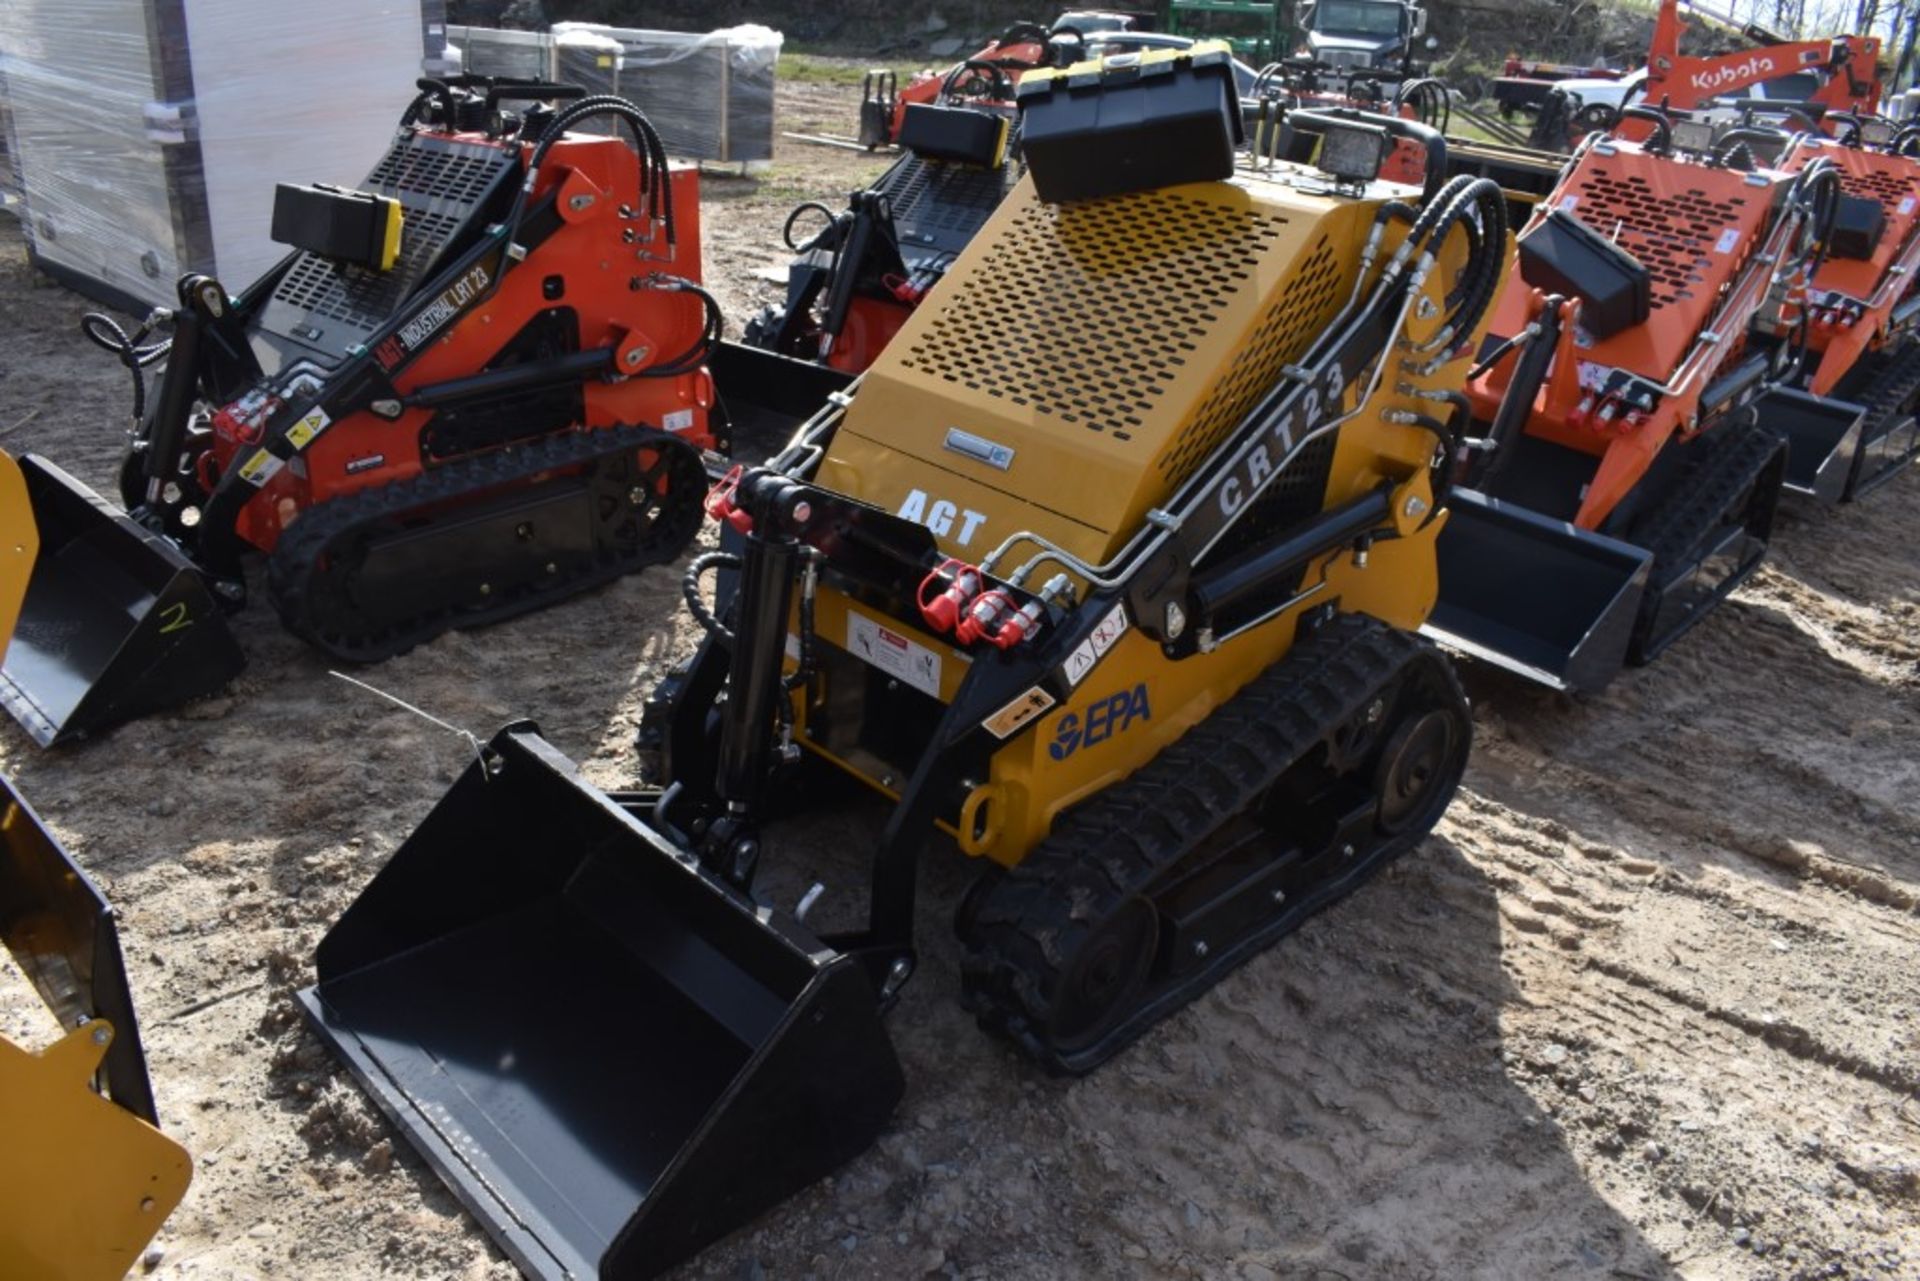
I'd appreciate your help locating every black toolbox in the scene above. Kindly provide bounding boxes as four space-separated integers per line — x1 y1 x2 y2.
1830 193 1886 261
1016 42 1242 203
898 103 1010 167
270 182 403 271
1516 207 1652 339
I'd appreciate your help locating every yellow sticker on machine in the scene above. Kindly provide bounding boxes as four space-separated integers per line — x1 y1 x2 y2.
237 449 283 487
984 685 1057 739
285 408 332 450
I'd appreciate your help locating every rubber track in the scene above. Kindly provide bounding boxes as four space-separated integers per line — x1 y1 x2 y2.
1624 417 1785 663
1847 338 1920 496
959 613 1466 1076
268 425 704 661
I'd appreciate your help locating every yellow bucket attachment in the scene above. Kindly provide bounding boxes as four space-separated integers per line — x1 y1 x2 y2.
0 1021 192 1281
1 774 191 1279
0 450 39 656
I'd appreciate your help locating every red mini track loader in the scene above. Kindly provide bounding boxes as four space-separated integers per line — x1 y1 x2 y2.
1424 108 1838 691
0 77 810 746
746 97 1018 375
854 18 1096 149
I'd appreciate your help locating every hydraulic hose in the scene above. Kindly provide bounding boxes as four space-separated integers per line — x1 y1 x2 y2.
1409 176 1510 357
515 95 676 251
1469 328 1525 380
636 276 725 377
942 59 1011 101
1713 126 1791 165
81 310 172 425
1476 293 1565 489
1780 158 1843 380
783 201 839 252
1394 77 1451 134
682 551 741 643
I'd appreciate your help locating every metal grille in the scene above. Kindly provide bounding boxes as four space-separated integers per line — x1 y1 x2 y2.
269 209 465 329
256 136 517 359
1159 236 1344 486
1215 429 1341 567
895 189 1295 445
1573 169 1752 308
878 155 1013 258
364 145 511 205
1839 162 1919 212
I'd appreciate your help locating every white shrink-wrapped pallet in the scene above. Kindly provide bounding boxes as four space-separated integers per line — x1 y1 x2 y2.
0 0 448 310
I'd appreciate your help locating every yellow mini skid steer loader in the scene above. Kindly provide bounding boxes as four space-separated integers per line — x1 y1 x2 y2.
302 51 1510 1281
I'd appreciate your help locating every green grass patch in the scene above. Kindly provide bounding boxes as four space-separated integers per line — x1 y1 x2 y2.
777 52 918 86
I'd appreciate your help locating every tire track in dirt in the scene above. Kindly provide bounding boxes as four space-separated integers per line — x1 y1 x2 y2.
1432 466 1920 1277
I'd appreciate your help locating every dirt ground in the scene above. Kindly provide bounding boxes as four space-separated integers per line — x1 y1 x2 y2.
3 69 1919 1281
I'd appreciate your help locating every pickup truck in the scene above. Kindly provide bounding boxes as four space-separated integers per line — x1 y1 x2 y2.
1555 66 1824 130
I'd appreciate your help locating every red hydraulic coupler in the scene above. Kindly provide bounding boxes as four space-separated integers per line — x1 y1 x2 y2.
957 589 1046 649
704 464 754 535
917 558 982 634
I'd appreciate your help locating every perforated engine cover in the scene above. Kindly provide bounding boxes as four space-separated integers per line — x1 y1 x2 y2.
1782 138 1920 303
248 135 519 374
1543 145 1782 380
820 174 1365 566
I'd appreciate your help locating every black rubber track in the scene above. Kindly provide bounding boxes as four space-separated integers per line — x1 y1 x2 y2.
268 425 705 662
959 612 1470 1076
1624 417 1786 666
1844 338 1920 499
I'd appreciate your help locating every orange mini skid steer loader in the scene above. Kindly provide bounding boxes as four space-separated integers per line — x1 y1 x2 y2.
2 77 743 746
854 18 1092 149
1423 109 1837 691
1753 117 1920 501
746 96 1019 376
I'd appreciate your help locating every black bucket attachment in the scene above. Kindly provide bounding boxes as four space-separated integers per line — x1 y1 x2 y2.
299 725 904 1281
1423 488 1652 693
708 341 854 470
1758 386 1864 505
0 456 245 746
1848 406 1920 499
1 773 160 1125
